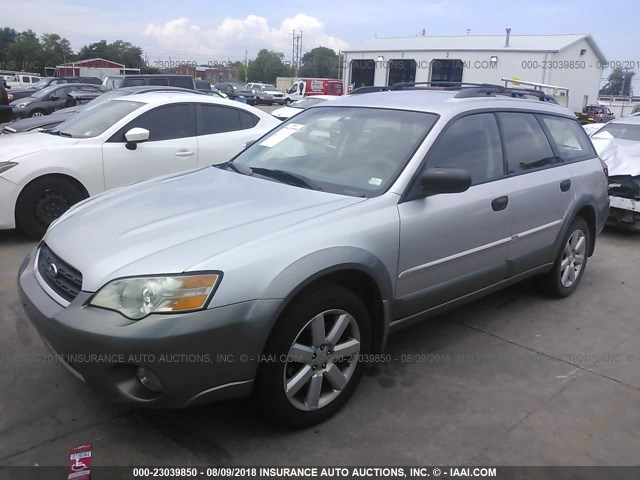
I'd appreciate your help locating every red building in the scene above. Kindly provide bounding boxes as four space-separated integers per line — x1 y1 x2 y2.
55 58 137 79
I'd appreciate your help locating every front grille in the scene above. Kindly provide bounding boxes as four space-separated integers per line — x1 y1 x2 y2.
37 244 83 302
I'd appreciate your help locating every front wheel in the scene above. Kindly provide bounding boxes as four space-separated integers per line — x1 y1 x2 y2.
255 285 371 428
536 217 590 298
16 177 87 239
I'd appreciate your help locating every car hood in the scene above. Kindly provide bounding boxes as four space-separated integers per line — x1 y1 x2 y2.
3 112 75 132
591 136 640 177
0 131 77 160
45 167 366 291
272 106 302 118
9 96 37 106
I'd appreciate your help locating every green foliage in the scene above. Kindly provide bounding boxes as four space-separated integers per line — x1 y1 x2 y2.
600 68 636 96
298 46 340 78
247 49 292 83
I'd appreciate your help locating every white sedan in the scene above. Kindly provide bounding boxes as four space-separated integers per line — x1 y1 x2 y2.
0 92 280 238
271 95 338 121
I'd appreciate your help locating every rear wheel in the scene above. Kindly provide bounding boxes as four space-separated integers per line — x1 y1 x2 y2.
30 109 46 117
16 177 87 239
255 285 371 428
536 217 590 298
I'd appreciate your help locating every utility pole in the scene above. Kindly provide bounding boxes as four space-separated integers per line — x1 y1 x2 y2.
292 30 303 78
244 49 248 83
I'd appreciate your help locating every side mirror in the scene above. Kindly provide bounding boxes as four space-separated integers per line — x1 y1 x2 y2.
420 168 472 195
50 94 59 100
125 127 150 151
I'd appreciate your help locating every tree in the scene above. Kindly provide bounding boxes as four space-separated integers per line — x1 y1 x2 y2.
7 30 44 73
0 27 18 64
41 33 74 69
78 39 147 70
247 49 291 83
600 68 636 96
298 46 340 78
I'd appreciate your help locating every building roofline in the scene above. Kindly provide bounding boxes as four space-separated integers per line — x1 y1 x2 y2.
57 57 125 68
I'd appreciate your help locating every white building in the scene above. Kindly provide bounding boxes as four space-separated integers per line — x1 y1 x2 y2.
342 31 606 112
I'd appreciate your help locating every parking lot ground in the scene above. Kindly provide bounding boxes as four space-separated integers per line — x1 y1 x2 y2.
1 227 639 467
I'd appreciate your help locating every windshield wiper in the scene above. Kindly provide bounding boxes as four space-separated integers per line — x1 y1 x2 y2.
249 167 322 191
215 161 251 175
47 130 72 138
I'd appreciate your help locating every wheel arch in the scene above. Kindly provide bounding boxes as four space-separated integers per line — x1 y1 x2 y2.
260 247 394 354
15 173 90 224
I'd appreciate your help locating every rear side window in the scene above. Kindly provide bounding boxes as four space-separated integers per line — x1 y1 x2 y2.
540 115 596 162
198 104 257 135
112 103 196 142
123 78 145 87
427 113 504 185
168 77 194 89
498 113 557 174
148 77 169 86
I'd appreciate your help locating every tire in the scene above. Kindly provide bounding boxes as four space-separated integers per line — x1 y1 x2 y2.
30 109 46 117
16 176 87 239
536 217 590 298
255 285 371 428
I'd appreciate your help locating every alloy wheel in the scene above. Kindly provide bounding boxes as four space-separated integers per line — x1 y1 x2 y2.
560 229 586 288
283 309 360 411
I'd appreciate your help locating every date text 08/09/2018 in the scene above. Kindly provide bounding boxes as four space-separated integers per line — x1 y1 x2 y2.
131 466 498 478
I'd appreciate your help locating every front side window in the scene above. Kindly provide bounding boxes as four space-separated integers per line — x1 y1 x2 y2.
231 107 437 197
49 100 144 138
498 113 557 174
427 113 504 185
112 103 195 142
540 115 596 162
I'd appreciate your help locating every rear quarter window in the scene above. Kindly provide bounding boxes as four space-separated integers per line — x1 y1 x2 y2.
539 115 596 162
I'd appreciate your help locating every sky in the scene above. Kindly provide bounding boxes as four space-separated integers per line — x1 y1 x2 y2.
3 0 638 70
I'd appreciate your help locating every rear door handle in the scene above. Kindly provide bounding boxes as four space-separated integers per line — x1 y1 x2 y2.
560 179 571 192
175 150 195 157
491 196 509 211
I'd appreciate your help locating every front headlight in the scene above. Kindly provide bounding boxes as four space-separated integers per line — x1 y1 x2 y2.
15 102 30 109
89 273 221 320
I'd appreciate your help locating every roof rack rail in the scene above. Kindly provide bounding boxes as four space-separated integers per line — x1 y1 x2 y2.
388 81 558 103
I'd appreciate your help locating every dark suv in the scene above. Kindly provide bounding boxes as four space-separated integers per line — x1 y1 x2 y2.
103 75 194 90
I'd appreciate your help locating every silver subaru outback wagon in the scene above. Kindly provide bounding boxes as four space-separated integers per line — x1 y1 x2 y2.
18 84 609 427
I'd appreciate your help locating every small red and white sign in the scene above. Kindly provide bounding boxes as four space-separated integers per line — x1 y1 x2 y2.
68 444 92 480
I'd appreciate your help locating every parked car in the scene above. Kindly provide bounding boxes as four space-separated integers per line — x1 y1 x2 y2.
271 95 338 120
9 84 105 119
0 85 11 123
250 89 275 105
0 92 279 237
590 116 640 230
103 75 195 90
575 105 615 125
2 86 205 134
246 83 286 105
5 73 42 89
16 83 608 427
214 83 257 105
8 77 103 102
194 80 228 99
285 78 344 103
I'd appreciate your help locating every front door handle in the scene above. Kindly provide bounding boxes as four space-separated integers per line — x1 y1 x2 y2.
175 150 195 157
560 179 571 192
491 196 509 211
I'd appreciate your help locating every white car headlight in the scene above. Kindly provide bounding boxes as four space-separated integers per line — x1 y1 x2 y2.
15 102 30 109
0 161 18 174
90 273 221 320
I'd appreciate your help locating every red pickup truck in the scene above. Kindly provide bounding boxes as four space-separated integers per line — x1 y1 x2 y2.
575 105 615 124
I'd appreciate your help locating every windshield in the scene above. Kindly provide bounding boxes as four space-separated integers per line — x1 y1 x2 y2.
231 107 438 197
290 98 329 110
592 123 640 141
32 85 58 99
49 99 144 138
80 89 130 111
30 78 52 90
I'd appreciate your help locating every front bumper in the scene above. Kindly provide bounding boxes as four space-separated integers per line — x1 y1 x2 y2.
0 176 20 229
18 248 282 408
10 107 31 119
607 195 640 231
